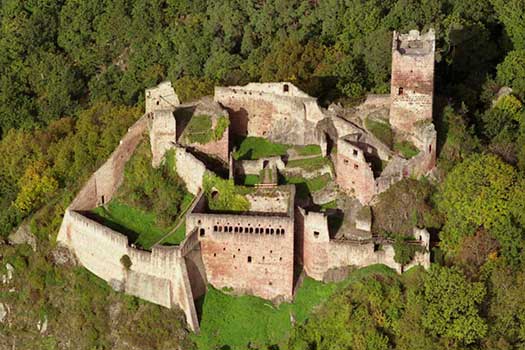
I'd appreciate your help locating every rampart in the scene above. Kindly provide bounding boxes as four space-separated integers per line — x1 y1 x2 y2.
57 113 201 332
57 210 200 332
69 114 149 211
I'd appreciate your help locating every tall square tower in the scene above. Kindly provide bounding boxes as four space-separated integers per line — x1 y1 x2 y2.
389 29 435 135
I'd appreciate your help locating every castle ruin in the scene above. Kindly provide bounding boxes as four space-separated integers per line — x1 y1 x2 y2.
57 29 436 333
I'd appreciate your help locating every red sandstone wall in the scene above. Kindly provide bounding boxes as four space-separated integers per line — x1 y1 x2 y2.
187 125 229 164
69 114 148 211
215 86 317 145
336 153 375 205
187 213 295 301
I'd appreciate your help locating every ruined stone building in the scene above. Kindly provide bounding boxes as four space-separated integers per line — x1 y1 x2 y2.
57 29 435 333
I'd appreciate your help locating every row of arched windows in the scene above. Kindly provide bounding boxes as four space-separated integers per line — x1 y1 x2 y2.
213 225 285 235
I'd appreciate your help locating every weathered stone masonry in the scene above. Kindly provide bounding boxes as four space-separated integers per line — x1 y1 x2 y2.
57 28 436 333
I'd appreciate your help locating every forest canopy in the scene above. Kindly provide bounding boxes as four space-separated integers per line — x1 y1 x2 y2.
1 0 525 349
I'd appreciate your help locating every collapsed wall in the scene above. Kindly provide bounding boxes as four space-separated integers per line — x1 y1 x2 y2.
297 209 430 279
336 138 376 204
214 82 325 145
177 98 230 164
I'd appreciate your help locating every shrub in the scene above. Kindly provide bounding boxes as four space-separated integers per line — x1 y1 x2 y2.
120 255 132 270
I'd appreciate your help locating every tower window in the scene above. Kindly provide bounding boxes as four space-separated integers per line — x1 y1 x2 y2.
283 84 289 92
314 231 320 238
247 256 252 263
199 228 205 237
398 87 404 95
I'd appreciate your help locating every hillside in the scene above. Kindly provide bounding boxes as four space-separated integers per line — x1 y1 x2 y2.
2 1 525 349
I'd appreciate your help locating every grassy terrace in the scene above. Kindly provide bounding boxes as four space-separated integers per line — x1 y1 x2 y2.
365 117 394 148
88 140 195 250
194 265 397 350
233 136 321 161
292 144 322 156
394 140 420 159
283 173 331 200
183 114 229 144
91 201 173 250
233 136 289 160
286 156 331 171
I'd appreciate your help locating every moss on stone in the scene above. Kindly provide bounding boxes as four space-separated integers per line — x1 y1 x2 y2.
184 115 229 144
203 172 251 212
394 140 420 159
365 117 393 148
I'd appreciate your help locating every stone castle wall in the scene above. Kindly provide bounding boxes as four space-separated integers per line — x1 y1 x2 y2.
57 210 200 332
297 209 430 279
145 81 180 115
186 211 295 301
214 83 324 145
174 146 207 195
69 114 149 211
389 30 435 135
149 110 176 167
57 113 201 332
336 139 376 205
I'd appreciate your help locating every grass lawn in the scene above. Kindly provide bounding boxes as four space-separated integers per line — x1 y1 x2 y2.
320 200 338 211
91 201 172 250
365 117 393 148
286 156 330 171
394 140 420 159
293 144 322 156
160 221 187 246
193 264 397 350
242 174 260 186
233 136 289 160
282 174 331 200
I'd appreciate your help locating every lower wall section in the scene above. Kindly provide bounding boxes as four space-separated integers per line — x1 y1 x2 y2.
298 210 430 280
57 210 200 332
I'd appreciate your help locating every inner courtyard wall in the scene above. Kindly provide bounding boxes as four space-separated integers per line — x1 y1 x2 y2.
214 83 324 145
336 139 376 205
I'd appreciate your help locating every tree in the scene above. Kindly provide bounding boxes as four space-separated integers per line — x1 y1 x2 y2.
423 265 487 345
497 50 525 99
437 153 518 254
491 0 525 50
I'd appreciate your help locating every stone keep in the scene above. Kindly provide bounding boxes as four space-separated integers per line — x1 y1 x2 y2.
389 29 435 135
